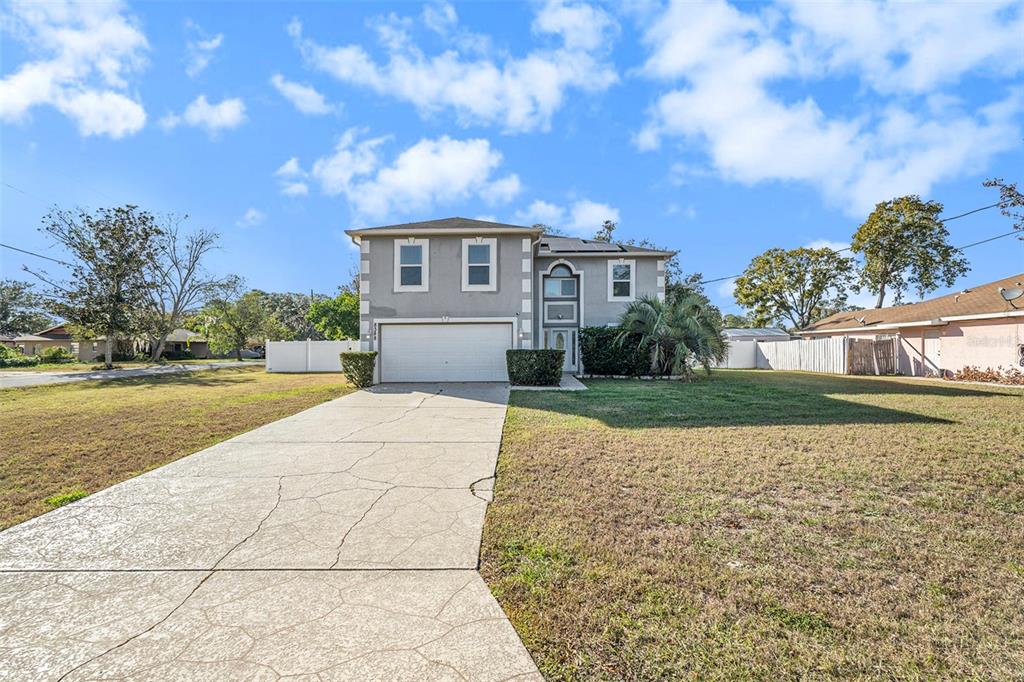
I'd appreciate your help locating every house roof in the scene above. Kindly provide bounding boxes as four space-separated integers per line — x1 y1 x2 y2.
4 334 51 342
35 323 72 338
538 236 675 257
801 273 1024 334
345 217 542 239
165 329 207 343
722 327 791 340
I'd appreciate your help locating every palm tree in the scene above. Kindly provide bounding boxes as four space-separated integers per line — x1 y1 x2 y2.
615 293 727 380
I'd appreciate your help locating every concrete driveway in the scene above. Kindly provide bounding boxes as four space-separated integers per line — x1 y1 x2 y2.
0 383 539 681
0 361 259 389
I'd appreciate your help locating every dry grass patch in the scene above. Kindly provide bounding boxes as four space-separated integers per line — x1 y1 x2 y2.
482 371 1024 680
0 367 351 529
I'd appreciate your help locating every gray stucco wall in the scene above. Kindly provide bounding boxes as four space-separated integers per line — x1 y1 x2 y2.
533 255 665 332
359 235 534 350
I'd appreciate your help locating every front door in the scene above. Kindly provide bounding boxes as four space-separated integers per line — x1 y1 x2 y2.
923 332 941 377
547 328 576 372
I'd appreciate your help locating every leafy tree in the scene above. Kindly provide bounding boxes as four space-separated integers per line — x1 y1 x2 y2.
28 206 162 368
0 279 53 335
258 290 328 340
734 247 858 330
200 287 287 360
722 313 752 328
851 195 969 308
533 223 566 236
307 289 360 340
141 216 232 360
984 177 1024 238
593 220 617 242
616 293 726 380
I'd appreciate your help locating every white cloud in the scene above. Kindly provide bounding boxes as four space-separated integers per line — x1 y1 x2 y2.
636 0 1024 215
236 208 265 228
805 239 849 252
422 2 457 36
0 1 148 138
288 0 618 133
274 156 310 196
298 129 520 220
716 277 737 300
270 73 334 115
185 21 222 77
160 95 246 135
515 198 620 235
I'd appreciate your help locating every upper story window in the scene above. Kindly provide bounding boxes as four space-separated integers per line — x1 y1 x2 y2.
462 238 497 292
607 259 636 302
394 238 429 292
544 264 577 298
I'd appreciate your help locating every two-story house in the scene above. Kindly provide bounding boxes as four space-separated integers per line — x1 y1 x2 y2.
345 217 674 382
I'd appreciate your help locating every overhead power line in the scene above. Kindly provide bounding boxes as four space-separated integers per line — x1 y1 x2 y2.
0 242 73 267
699 201 1012 286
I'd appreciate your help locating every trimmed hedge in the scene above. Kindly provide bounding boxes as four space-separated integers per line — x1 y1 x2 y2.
579 326 653 376
340 351 377 388
507 349 564 386
40 346 76 363
0 345 40 367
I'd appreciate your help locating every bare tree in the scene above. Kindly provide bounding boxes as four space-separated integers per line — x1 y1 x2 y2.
143 216 229 360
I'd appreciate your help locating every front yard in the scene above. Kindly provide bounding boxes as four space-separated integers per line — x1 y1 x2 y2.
482 371 1023 680
0 367 351 529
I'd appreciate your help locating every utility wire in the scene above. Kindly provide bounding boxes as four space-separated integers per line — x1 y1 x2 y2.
699 201 1012 285
0 242 73 267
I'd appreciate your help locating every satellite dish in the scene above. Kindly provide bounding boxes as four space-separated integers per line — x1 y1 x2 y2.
999 287 1024 302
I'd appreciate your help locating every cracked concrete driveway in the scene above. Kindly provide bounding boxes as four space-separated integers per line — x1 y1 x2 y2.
0 383 540 681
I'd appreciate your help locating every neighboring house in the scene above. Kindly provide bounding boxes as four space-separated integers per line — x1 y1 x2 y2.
34 324 210 361
146 329 211 359
800 273 1024 377
0 334 70 357
345 217 673 382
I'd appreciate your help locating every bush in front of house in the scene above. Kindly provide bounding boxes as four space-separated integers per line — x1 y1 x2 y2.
162 349 196 361
579 326 651 376
0 345 41 367
40 346 76 364
340 351 377 388
506 349 564 386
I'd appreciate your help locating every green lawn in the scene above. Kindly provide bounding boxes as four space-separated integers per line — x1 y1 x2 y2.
0 367 351 529
482 371 1024 680
0 358 259 372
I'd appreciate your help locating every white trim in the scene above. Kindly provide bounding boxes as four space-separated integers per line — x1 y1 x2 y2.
461 237 498 292
521 278 531 293
543 258 580 276
394 238 429 293
522 299 531 313
360 240 370 255
656 259 665 271
360 260 369 274
359 301 369 315
544 301 578 324
360 320 370 334
521 319 532 333
940 310 1024 322
607 258 636 302
522 238 531 252
377 316 517 325
656 275 665 289
522 258 531 273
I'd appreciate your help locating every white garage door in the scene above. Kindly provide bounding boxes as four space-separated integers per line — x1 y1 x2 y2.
380 323 512 382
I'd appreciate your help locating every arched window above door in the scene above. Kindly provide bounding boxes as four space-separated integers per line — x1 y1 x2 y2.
549 264 573 277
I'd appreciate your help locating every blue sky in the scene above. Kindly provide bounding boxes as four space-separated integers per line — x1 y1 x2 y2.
2 0 1022 316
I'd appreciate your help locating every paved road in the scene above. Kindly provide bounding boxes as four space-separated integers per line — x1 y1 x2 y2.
0 361 260 389
0 383 539 680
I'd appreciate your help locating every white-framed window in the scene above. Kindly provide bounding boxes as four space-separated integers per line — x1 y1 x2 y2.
462 237 497 291
394 238 429 292
543 277 577 298
607 259 635 301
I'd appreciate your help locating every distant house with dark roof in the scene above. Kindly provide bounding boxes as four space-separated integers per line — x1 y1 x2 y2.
344 217 674 382
800 273 1024 377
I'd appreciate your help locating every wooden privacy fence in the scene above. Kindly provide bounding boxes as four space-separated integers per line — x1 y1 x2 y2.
755 336 848 374
265 339 358 373
847 337 898 375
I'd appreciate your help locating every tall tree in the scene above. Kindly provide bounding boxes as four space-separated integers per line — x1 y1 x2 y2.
29 206 162 368
722 313 753 328
257 291 327 340
142 216 230 360
983 177 1024 238
593 220 617 242
0 279 53 335
734 247 858 330
851 195 969 308
200 287 287 360
307 289 360 340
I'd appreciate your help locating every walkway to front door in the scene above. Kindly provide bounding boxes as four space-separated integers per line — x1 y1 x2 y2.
0 383 540 680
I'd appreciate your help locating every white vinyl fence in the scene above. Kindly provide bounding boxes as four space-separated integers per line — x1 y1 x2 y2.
756 336 847 374
265 339 358 373
718 337 849 374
